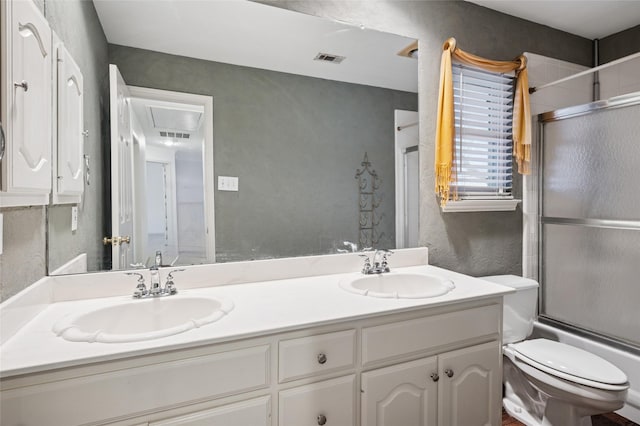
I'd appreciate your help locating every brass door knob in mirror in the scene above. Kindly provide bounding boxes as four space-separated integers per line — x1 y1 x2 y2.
103 236 131 246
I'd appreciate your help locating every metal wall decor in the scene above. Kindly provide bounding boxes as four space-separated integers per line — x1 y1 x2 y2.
355 152 385 248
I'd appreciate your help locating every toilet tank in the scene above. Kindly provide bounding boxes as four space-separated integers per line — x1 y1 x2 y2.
480 275 539 344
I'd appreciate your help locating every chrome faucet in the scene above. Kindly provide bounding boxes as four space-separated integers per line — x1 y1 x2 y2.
126 267 185 298
359 249 393 274
149 265 162 295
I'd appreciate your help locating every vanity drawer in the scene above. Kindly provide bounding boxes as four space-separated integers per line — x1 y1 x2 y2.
278 375 356 426
278 329 356 382
362 304 500 367
0 345 270 426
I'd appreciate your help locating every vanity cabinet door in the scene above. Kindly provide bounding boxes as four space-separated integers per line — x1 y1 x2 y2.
149 396 270 426
0 0 52 203
361 357 438 426
437 341 501 426
278 375 355 426
55 43 84 200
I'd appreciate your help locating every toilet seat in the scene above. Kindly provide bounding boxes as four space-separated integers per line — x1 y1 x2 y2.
509 339 629 391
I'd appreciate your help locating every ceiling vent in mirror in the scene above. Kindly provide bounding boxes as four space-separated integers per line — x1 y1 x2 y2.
314 53 346 64
159 131 190 139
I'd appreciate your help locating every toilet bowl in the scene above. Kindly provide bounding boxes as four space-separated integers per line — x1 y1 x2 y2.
481 275 629 426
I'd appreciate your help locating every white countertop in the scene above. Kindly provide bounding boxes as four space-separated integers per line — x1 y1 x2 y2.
0 264 512 378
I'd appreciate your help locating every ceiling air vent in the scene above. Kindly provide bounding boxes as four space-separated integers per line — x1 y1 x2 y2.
314 52 346 64
159 131 190 139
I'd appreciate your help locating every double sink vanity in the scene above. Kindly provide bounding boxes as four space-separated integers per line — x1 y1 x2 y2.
0 248 513 425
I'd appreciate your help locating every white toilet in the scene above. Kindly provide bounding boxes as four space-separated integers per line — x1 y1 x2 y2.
481 275 629 426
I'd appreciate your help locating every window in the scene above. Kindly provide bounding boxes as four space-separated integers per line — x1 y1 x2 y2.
446 63 520 212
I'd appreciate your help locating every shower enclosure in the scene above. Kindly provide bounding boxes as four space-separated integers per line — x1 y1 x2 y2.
537 93 640 351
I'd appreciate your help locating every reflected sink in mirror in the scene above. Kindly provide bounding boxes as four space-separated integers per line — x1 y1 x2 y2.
52 296 234 343
340 272 455 299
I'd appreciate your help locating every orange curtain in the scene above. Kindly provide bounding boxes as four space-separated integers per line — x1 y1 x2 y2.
435 37 531 206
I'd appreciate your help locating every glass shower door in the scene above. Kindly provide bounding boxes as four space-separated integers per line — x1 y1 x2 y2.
539 97 640 348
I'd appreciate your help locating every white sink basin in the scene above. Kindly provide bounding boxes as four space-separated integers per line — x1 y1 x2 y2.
340 272 455 299
52 295 234 343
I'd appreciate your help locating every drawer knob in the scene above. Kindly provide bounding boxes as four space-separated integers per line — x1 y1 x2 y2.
445 369 454 378
317 414 327 425
317 353 327 364
430 372 439 382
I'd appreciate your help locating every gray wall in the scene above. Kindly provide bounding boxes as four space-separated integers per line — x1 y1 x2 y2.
109 45 418 261
263 0 593 276
599 25 640 63
0 0 108 301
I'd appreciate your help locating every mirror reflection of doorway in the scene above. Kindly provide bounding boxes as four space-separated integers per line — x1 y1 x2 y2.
129 95 212 267
110 65 215 269
131 97 208 267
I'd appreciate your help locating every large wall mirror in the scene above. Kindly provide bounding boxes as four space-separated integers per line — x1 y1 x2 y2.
47 0 419 274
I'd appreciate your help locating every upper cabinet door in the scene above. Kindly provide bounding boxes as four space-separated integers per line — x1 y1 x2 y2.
5 0 52 193
56 44 84 198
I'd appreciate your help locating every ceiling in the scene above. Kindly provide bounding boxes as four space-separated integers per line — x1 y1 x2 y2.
93 0 418 93
466 0 640 39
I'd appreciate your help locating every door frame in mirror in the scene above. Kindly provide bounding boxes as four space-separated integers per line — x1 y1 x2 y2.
127 85 216 265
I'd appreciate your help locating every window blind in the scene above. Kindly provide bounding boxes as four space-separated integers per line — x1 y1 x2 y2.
451 63 515 199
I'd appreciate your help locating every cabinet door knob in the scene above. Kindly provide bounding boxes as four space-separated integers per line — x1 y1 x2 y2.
14 80 29 92
445 369 454 378
317 414 327 425
317 353 327 364
430 372 439 382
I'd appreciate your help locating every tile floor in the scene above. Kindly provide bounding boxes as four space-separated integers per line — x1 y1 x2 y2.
502 410 639 425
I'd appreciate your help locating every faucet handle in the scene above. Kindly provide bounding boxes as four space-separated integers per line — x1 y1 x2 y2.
380 249 393 270
358 254 372 274
164 269 185 295
126 272 147 298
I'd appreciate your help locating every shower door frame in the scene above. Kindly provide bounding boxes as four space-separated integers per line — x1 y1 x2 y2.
537 92 640 355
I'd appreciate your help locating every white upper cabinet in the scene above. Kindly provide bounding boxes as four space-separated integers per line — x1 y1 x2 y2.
54 41 84 203
0 0 52 207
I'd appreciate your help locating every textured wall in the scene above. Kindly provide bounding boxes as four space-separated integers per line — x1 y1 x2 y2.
0 0 108 301
0 208 46 301
261 0 592 276
109 45 418 262
599 25 640 63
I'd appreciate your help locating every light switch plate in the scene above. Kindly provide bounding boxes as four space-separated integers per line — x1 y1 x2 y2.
71 206 78 231
218 176 239 191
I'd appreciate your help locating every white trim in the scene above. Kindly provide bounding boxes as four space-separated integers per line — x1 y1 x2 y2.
127 86 216 263
0 192 49 207
394 110 419 248
441 199 520 213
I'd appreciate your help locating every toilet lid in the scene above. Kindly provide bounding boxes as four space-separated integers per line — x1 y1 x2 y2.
512 339 628 386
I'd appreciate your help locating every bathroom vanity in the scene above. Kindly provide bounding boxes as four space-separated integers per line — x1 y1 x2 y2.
0 249 512 425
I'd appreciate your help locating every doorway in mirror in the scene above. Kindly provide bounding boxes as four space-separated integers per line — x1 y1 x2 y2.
109 65 215 269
